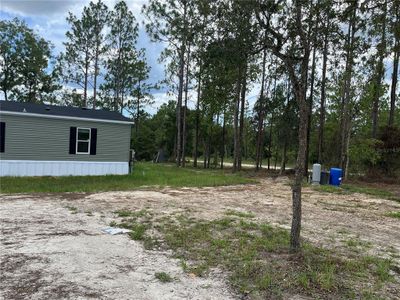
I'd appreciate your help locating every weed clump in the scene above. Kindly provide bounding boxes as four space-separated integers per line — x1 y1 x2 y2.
155 272 173 283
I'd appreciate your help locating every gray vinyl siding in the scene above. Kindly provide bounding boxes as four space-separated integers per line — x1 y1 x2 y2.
0 114 131 162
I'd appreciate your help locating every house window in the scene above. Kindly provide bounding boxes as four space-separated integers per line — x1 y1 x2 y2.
76 128 91 154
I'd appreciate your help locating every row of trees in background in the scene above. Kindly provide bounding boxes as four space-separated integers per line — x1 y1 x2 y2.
1 0 399 250
139 0 399 177
0 0 154 120
140 0 399 250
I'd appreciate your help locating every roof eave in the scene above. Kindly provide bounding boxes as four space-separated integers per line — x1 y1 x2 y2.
0 110 134 125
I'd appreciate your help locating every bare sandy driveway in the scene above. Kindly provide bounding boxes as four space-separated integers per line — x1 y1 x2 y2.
1 178 400 299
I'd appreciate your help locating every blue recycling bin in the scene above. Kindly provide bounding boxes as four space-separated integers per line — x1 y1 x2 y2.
329 168 342 186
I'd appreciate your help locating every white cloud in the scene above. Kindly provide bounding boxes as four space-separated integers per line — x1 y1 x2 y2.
1 0 80 16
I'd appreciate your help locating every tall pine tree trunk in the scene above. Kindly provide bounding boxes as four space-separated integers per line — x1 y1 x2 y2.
221 107 226 169
206 115 212 169
371 0 387 138
233 67 242 172
389 17 399 126
194 68 201 167
304 40 317 175
238 64 247 171
340 1 357 177
280 141 287 175
83 51 89 107
93 39 99 110
317 19 329 163
256 50 267 170
267 115 273 170
304 3 320 175
136 80 141 135
175 1 187 167
182 45 190 167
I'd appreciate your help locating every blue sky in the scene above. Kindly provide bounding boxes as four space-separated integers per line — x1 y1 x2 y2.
0 0 175 113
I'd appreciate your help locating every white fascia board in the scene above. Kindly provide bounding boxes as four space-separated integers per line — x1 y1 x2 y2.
0 111 134 125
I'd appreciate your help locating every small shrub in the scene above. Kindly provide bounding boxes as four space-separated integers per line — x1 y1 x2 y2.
155 272 173 283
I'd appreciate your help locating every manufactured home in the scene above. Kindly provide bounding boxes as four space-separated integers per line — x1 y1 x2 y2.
0 101 132 176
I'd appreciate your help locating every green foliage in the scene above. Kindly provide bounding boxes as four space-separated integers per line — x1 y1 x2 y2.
349 138 383 172
100 0 140 112
0 18 59 102
377 126 400 176
60 0 109 106
132 101 177 161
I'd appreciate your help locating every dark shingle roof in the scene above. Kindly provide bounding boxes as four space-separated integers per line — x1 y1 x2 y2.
0 101 132 123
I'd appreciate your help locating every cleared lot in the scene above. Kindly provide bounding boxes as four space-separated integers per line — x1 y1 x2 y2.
1 177 399 299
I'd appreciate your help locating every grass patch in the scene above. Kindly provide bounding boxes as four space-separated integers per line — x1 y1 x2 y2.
344 237 373 252
385 211 400 219
0 162 253 194
225 209 255 218
313 184 400 202
111 210 151 241
111 210 395 299
155 272 173 283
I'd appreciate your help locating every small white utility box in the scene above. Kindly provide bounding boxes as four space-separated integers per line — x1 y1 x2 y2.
312 163 321 185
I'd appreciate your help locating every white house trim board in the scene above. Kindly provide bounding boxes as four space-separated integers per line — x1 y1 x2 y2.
0 160 129 176
0 111 134 125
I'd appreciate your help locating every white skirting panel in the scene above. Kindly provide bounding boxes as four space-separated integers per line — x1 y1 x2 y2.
0 160 129 176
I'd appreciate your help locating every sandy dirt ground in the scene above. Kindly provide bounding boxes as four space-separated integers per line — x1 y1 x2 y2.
1 177 400 299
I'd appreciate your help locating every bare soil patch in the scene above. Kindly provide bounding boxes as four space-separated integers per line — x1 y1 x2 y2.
1 178 399 299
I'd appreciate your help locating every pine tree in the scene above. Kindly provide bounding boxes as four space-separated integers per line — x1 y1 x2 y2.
102 0 139 112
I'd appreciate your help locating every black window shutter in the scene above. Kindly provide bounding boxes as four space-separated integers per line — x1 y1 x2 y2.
90 128 97 155
0 122 5 153
69 127 76 154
